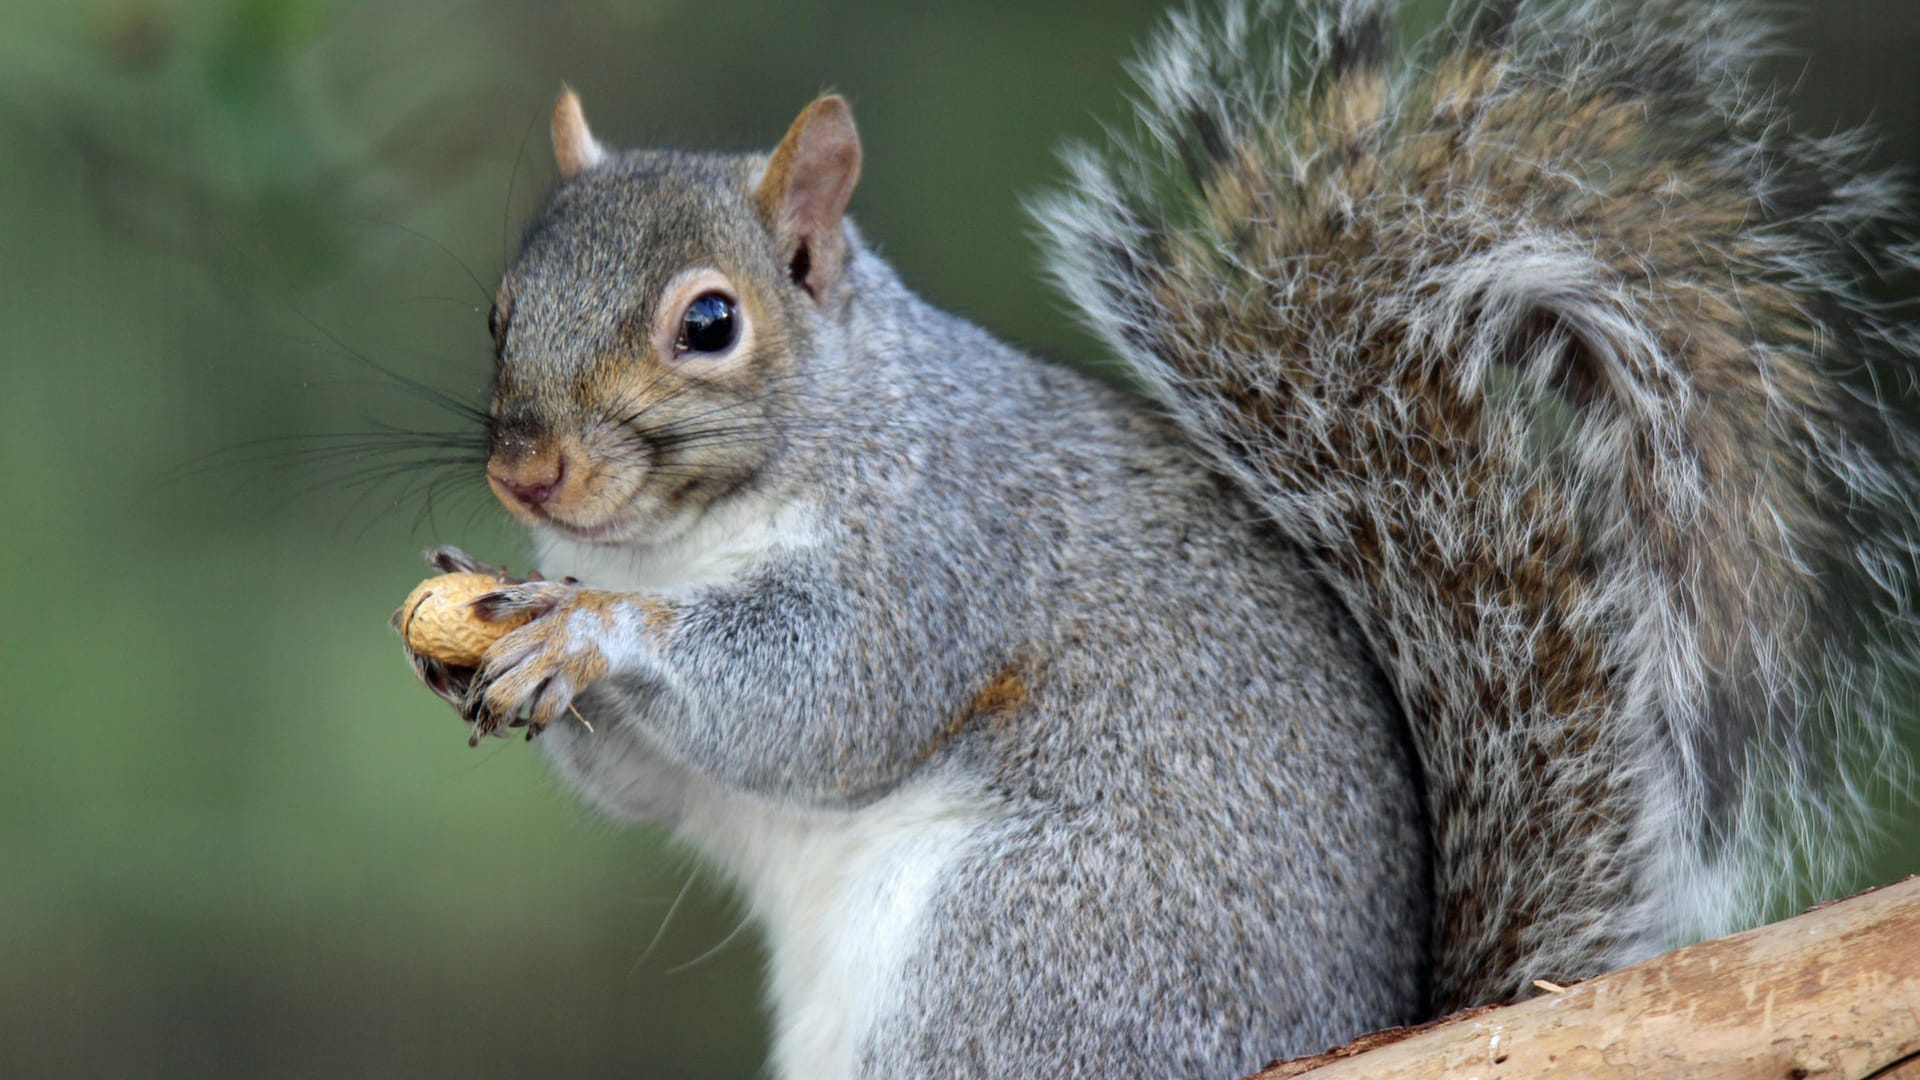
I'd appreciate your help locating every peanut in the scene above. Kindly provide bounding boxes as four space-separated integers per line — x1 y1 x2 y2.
396 572 534 667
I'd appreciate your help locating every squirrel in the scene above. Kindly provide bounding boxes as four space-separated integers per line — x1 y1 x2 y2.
398 0 1920 1075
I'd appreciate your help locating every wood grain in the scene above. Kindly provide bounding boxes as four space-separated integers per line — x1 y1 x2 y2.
1252 877 1920 1079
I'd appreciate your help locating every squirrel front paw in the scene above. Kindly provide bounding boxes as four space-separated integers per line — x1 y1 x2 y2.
460 581 616 745
397 546 534 721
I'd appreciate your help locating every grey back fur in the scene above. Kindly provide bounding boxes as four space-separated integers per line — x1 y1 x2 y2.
1037 0 1920 1007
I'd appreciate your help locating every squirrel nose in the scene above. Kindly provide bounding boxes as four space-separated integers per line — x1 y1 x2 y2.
489 453 567 508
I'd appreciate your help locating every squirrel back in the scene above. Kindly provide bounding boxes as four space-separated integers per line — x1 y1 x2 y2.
1039 0 1920 1008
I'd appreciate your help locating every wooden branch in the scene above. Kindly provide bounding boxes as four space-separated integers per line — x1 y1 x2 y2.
1253 877 1920 1079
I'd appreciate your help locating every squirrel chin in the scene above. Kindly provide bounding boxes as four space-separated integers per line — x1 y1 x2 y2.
504 486 659 546
536 514 643 545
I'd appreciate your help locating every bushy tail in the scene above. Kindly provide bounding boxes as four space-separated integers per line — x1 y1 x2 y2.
1038 0 1920 1010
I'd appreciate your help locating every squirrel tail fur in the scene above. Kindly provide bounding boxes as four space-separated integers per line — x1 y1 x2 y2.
1038 0 1920 1009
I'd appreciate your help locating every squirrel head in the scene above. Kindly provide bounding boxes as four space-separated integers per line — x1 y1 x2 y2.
483 90 862 546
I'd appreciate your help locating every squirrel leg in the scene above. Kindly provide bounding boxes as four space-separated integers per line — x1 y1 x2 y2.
474 556 982 810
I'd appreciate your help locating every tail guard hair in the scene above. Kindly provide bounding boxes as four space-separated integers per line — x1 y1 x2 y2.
1037 0 1920 1009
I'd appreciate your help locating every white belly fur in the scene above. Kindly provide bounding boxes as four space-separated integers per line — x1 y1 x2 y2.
535 499 995 1079
676 777 995 1080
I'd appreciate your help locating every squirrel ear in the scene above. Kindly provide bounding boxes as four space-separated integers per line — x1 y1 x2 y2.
755 95 862 300
552 87 608 181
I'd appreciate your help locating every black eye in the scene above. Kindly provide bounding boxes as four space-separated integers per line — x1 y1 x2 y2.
677 292 738 355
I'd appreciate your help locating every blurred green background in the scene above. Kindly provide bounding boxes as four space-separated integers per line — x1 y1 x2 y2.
2 1 1917 1076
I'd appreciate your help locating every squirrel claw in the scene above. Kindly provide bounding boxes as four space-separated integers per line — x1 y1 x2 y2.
457 596 610 741
470 582 570 622
406 653 474 710
426 545 508 577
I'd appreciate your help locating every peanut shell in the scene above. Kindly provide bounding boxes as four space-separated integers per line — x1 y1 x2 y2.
397 572 533 667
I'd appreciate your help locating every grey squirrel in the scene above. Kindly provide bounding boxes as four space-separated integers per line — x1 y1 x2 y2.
397 0 1920 1075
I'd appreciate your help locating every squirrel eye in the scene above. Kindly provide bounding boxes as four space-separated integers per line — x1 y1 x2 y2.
676 292 738 355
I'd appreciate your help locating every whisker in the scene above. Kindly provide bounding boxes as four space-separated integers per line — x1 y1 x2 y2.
502 106 545 270
633 869 702 974
663 908 756 976
169 429 486 486
362 217 494 303
275 311 492 426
